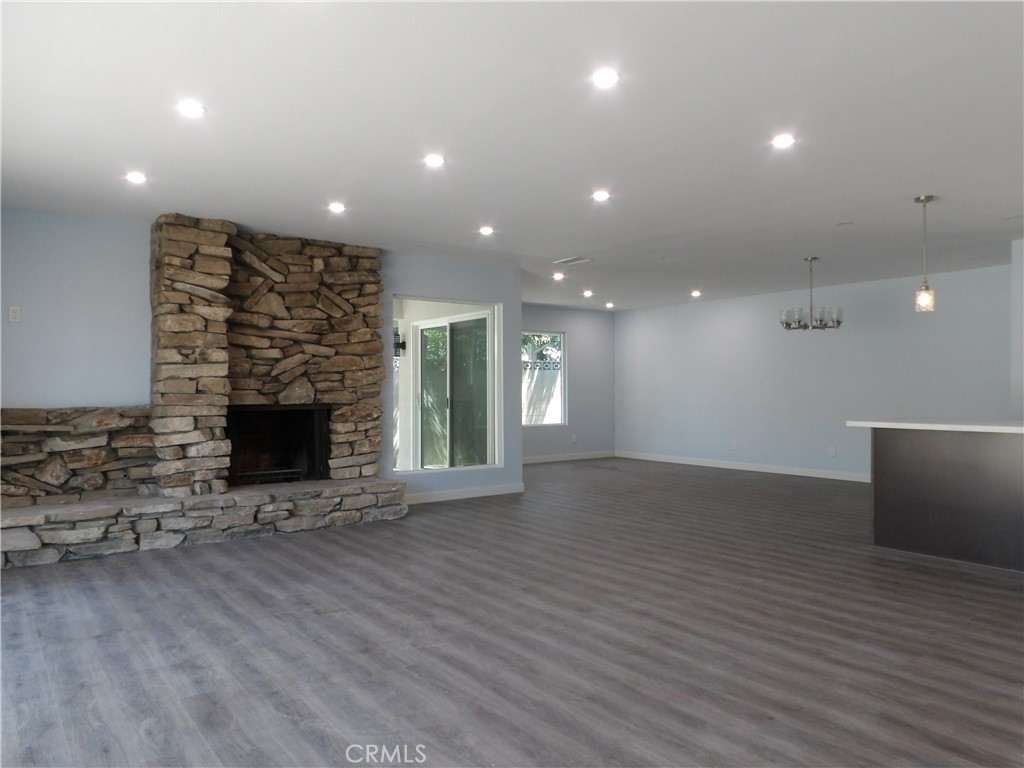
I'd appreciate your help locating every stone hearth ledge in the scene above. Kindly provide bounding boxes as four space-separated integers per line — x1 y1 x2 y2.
0 477 406 568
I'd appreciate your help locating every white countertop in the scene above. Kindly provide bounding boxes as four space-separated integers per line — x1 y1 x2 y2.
846 420 1024 434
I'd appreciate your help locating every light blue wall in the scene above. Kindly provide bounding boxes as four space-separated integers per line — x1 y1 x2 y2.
5 207 1013 492
522 303 615 461
380 252 523 500
1012 240 1023 417
1 209 152 407
614 264 1018 479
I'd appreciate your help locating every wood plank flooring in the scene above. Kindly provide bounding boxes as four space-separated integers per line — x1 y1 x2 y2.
3 458 1021 767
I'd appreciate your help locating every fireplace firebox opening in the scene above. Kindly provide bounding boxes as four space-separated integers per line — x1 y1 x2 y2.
226 405 331 486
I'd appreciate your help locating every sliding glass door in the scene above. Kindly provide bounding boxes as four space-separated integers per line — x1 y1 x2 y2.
416 313 493 469
450 317 489 466
419 326 449 468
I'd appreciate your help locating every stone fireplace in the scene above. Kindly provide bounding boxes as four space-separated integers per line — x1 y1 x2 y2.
150 214 385 495
0 214 405 567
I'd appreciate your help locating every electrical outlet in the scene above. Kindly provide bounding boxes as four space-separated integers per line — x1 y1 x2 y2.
8 305 21 323
829 446 837 457
730 440 739 451
571 434 577 444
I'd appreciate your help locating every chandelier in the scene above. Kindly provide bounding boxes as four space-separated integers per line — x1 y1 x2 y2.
779 257 842 331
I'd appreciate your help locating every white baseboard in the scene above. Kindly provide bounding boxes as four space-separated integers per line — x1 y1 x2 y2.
614 451 871 483
523 451 615 465
405 482 526 505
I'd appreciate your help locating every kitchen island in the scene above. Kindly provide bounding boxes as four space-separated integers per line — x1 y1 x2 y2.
847 420 1023 571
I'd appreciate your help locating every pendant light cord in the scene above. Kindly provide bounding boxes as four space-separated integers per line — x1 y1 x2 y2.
921 200 929 284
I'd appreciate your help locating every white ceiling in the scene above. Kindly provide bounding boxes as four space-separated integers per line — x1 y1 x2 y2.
3 2 1022 311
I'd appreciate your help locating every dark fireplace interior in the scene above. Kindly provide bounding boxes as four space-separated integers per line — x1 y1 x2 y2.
226 405 331 486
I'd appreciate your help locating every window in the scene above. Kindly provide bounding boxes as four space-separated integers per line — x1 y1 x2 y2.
393 299 500 471
522 331 565 425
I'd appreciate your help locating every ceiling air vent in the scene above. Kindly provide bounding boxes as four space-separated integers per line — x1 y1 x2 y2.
552 257 592 266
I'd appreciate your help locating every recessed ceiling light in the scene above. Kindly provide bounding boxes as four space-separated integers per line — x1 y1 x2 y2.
592 189 611 202
605 301 615 309
690 290 702 298
125 171 147 184
328 202 346 214
176 99 206 119
582 290 593 298
553 272 565 281
424 153 445 168
591 68 620 89
771 133 796 149
479 226 494 236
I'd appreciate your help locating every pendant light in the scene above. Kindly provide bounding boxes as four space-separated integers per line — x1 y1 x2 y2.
914 195 936 312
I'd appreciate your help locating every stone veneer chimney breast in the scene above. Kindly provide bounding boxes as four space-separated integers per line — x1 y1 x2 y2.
150 213 385 496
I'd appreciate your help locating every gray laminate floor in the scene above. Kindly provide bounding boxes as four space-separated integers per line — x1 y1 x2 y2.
3 459 1022 768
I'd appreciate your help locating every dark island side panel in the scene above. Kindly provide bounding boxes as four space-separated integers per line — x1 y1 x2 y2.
873 429 1023 570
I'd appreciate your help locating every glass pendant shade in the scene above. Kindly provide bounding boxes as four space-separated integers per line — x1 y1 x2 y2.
915 284 935 312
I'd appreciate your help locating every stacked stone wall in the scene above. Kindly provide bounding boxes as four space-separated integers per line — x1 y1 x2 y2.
224 231 384 479
1 478 406 568
150 215 236 496
1 407 156 506
149 214 386 493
